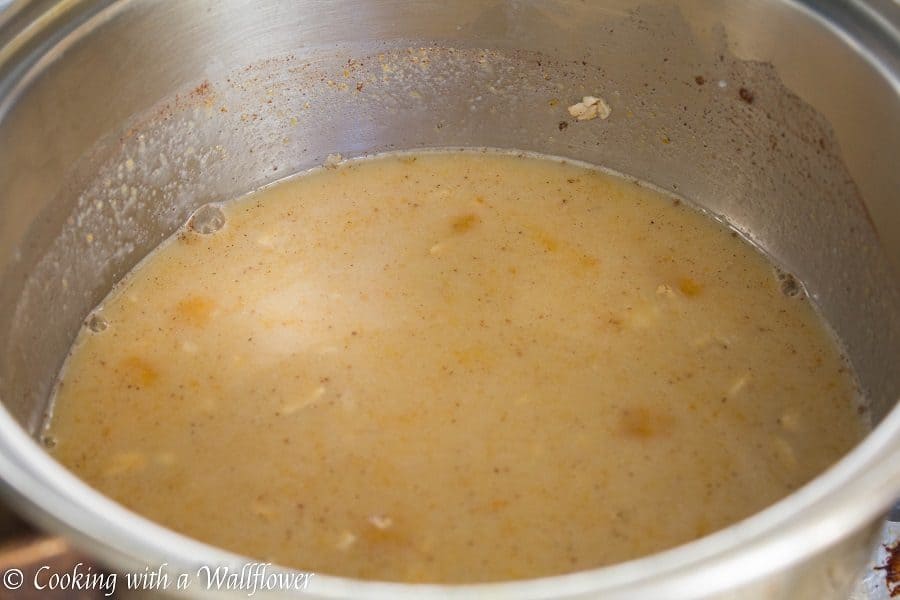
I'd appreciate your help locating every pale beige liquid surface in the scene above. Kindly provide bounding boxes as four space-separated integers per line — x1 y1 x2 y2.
47 151 864 583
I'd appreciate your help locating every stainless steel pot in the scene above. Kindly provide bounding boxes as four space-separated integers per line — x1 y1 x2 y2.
0 1 897 598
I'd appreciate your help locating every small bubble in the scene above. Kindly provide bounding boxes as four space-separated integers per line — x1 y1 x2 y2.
41 435 57 449
86 313 108 332
188 203 226 234
777 271 803 297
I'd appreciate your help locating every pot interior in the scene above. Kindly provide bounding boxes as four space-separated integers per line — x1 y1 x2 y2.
0 0 896 588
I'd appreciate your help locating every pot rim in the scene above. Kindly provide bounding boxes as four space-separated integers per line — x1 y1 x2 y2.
0 0 897 598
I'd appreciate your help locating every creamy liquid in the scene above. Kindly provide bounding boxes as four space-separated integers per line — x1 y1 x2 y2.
47 151 864 583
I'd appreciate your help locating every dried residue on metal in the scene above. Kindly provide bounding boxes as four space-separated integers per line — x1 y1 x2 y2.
876 540 900 597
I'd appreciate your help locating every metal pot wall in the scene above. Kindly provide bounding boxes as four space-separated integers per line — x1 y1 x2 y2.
0 1 897 598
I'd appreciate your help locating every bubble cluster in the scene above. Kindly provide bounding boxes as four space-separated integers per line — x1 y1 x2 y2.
777 271 803 298
86 313 109 333
188 203 226 234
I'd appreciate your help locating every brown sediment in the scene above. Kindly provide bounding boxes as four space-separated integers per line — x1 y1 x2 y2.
876 540 900 597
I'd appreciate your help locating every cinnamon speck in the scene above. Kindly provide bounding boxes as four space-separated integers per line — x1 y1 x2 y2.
190 81 211 98
739 87 755 104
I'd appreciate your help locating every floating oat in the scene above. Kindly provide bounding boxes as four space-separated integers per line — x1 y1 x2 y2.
567 96 611 121
281 385 326 415
335 531 357 551
368 514 393 530
656 284 675 298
